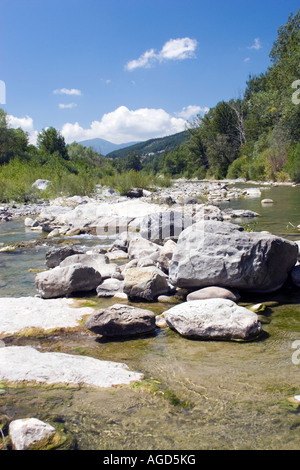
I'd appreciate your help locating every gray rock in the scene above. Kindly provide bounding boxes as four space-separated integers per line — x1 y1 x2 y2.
140 211 194 245
123 266 169 301
96 279 124 297
157 239 177 273
59 253 109 270
128 237 161 262
169 220 298 293
187 286 240 302
164 299 262 341
35 264 102 298
0 345 144 388
85 303 156 337
45 245 85 268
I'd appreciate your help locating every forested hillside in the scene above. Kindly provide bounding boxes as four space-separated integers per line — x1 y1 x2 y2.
146 10 300 182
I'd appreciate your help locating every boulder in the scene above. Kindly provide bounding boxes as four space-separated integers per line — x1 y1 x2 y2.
157 239 177 273
45 245 85 268
35 264 102 298
96 279 124 297
123 267 169 301
169 220 298 293
139 211 194 245
9 418 61 451
128 237 161 262
0 345 144 388
164 299 262 341
85 303 156 337
187 286 240 302
59 253 109 270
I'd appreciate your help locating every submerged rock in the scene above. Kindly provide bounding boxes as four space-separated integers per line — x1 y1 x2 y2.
0 345 144 387
85 303 156 337
164 299 262 341
169 220 298 293
9 418 63 451
187 286 240 302
0 296 95 335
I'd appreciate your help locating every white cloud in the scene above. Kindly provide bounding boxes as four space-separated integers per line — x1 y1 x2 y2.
176 105 209 120
248 38 262 50
53 88 82 96
6 114 38 145
125 37 197 71
59 103 78 109
61 105 188 144
244 57 250 62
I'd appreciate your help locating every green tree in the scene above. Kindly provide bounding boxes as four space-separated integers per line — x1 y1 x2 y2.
37 127 68 160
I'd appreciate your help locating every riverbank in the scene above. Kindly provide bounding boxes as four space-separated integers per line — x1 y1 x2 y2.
1 179 300 450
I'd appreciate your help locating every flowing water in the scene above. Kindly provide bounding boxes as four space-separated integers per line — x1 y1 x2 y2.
0 185 300 450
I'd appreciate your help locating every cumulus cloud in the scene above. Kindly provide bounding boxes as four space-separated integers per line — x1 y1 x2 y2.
61 105 188 144
176 105 209 120
53 88 82 95
59 103 78 109
6 114 38 145
125 37 197 71
248 38 262 50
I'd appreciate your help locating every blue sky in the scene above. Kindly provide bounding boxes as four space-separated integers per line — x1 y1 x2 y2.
1 0 299 145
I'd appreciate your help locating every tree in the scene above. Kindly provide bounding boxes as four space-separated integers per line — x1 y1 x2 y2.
37 127 68 160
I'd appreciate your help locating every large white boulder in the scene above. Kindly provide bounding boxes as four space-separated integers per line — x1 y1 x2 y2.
169 220 298 293
164 299 262 341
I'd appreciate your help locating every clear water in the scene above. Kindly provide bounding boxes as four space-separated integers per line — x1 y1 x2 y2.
0 187 300 450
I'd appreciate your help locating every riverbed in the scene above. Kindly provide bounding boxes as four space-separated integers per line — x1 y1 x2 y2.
0 184 300 450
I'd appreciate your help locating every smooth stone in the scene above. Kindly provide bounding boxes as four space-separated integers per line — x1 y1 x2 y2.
85 304 156 337
45 245 85 268
155 315 168 328
0 345 144 387
164 299 262 341
9 418 61 451
186 286 240 302
35 264 102 299
261 199 274 204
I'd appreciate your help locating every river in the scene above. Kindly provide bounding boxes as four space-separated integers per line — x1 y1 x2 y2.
0 184 300 450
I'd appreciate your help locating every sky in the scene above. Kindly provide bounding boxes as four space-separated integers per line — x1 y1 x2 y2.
1 0 299 146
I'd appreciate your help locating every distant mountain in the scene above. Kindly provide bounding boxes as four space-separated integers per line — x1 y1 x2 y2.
77 138 140 156
106 131 189 159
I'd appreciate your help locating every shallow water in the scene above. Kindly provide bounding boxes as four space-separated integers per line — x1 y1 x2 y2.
0 186 300 450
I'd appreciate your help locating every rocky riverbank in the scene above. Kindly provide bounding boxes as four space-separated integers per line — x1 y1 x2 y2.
1 178 300 450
